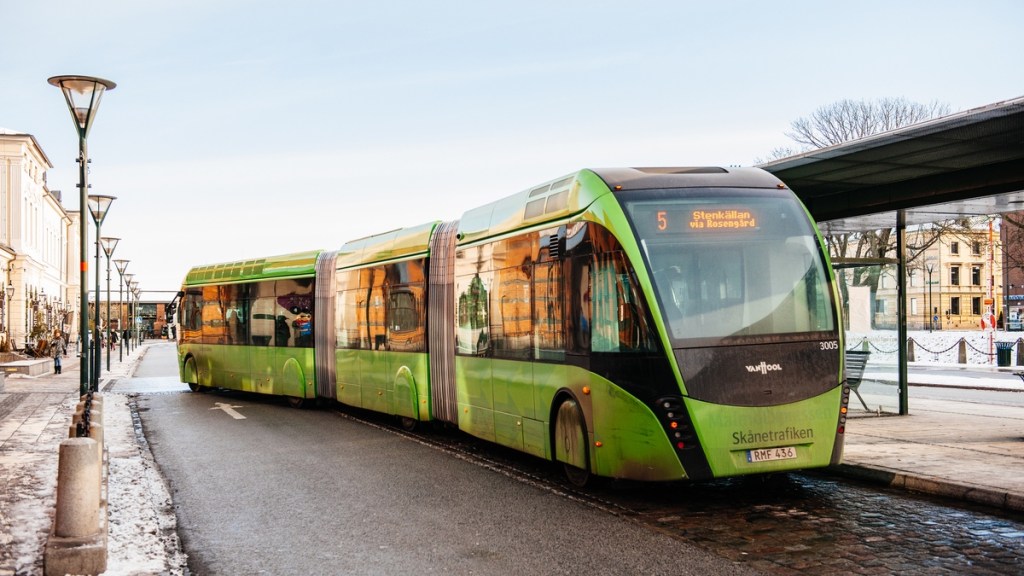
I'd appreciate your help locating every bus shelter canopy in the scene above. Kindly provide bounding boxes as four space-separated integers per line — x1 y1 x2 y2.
760 95 1024 233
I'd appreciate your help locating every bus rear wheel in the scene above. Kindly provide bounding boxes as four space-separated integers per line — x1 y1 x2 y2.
184 357 204 393
554 398 591 487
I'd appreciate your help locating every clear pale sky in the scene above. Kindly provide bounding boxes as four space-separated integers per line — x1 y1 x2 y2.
2 0 1022 296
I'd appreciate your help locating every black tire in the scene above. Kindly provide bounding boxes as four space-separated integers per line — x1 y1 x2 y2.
554 398 591 487
185 357 204 393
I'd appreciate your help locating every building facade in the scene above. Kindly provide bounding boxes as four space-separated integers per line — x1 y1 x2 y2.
0 128 80 352
870 224 1004 331
1000 211 1024 330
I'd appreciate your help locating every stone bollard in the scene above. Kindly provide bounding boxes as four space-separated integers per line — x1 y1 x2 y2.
1017 341 1024 367
907 339 915 362
53 437 100 538
46 436 108 576
68 398 105 489
70 399 103 435
959 339 967 364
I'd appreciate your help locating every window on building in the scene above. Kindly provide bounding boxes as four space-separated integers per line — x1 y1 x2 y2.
972 241 982 256
971 266 982 286
950 297 961 315
951 266 960 286
911 298 918 315
950 241 959 255
875 299 886 315
972 297 982 315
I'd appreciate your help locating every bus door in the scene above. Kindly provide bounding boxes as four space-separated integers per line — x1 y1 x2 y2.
248 283 277 394
359 267 390 413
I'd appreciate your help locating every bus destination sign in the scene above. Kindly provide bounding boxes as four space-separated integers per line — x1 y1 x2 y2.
653 207 758 233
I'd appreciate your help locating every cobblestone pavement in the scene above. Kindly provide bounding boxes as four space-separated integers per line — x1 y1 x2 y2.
355 406 1024 575
620 474 1024 575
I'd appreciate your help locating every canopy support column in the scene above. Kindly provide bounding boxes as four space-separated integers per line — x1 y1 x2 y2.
897 210 909 415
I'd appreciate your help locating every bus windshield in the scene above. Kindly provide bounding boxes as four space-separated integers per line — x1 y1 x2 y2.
620 189 836 345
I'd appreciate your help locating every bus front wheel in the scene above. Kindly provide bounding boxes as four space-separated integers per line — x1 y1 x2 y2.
554 398 591 487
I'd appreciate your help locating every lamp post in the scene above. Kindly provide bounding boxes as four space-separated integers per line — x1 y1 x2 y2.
25 288 34 349
49 74 116 395
114 259 128 361
87 194 115 389
100 236 119 370
131 282 140 346
123 273 134 354
3 282 12 350
925 256 937 333
40 287 47 338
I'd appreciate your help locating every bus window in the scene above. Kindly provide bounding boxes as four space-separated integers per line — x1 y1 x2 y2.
623 190 836 344
493 264 532 359
201 285 226 344
591 251 656 353
533 260 564 361
182 289 203 343
383 259 427 352
276 278 314 348
336 270 360 349
456 272 490 356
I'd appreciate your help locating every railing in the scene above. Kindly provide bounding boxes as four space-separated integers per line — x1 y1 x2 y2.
848 334 1024 366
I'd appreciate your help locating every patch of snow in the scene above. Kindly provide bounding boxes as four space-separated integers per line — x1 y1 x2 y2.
0 392 187 575
849 329 1022 365
103 393 189 575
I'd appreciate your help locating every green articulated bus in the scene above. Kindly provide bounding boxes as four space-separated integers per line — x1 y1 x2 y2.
177 167 850 484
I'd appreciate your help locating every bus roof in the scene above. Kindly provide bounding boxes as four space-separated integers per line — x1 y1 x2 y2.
592 166 785 191
456 170 600 245
183 250 322 286
456 167 780 245
335 221 438 269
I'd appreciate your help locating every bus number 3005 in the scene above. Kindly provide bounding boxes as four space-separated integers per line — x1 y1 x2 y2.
819 341 839 350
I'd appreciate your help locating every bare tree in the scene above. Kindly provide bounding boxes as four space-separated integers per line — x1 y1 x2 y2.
763 97 954 328
787 97 952 149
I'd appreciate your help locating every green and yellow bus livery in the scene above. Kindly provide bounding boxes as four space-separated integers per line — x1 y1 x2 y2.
178 167 849 484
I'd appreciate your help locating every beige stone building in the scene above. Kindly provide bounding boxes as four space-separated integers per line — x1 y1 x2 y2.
0 127 80 351
867 224 1004 331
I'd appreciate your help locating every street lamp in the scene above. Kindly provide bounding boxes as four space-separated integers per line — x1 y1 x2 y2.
40 287 46 337
926 256 937 333
3 280 11 338
26 288 36 349
131 282 140 346
100 236 120 370
123 273 134 353
114 259 128 361
88 194 116 389
3 283 12 350
49 74 116 395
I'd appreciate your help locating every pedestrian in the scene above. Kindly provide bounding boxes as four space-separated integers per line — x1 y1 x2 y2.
52 338 63 374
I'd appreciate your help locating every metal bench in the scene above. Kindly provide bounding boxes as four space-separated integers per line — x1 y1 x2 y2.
845 350 871 410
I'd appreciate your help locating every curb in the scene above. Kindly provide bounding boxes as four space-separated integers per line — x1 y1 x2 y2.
829 463 1024 513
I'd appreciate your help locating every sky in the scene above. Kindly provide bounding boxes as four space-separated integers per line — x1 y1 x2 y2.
1 0 1022 296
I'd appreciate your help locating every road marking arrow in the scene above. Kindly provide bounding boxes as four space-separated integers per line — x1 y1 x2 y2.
211 402 246 420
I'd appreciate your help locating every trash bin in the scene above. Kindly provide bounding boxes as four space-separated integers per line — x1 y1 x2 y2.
996 341 1014 367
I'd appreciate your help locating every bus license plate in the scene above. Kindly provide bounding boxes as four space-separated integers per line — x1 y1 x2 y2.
747 446 797 463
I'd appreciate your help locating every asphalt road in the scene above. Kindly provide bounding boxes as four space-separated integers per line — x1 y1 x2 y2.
134 344 753 575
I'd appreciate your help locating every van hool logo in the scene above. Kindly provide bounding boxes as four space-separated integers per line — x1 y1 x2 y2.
745 361 782 375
